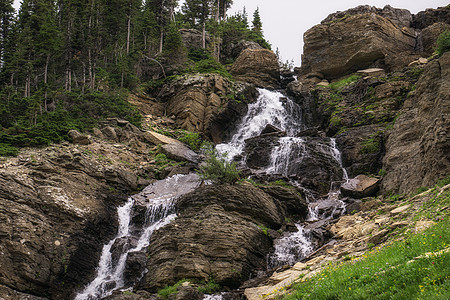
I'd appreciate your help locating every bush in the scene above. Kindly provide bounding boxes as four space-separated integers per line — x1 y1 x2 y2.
199 143 240 184
435 30 450 56
0 143 18 157
178 131 202 151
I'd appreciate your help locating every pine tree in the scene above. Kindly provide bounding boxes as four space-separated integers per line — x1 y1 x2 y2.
183 0 213 48
251 7 262 35
0 0 15 70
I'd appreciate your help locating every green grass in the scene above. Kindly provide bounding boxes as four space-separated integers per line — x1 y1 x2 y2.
157 279 189 299
284 189 450 300
328 74 360 90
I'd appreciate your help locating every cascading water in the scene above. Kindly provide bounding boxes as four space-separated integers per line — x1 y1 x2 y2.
75 174 200 300
215 88 348 269
216 88 303 160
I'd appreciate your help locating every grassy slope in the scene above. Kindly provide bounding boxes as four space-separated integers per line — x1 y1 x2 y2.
283 180 450 300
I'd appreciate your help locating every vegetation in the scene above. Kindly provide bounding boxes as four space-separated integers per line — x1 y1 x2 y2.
178 130 203 151
198 143 240 184
284 187 450 300
157 279 189 299
328 74 360 90
0 0 270 156
435 30 450 56
197 278 221 294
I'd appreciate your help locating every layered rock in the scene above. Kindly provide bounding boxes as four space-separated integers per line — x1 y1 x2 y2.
382 52 450 194
142 183 306 290
157 74 256 143
231 49 280 89
341 175 381 198
302 12 416 78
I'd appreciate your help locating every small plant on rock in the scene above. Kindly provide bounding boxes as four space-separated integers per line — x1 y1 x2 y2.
435 30 450 56
198 143 240 184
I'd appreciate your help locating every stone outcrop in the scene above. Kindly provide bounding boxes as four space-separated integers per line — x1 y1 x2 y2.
382 52 450 194
0 123 161 299
142 183 306 290
341 175 381 198
231 49 280 89
419 22 450 55
302 12 416 78
157 74 256 143
412 6 450 29
221 40 263 62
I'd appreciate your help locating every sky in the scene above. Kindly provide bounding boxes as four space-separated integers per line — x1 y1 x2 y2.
12 0 450 66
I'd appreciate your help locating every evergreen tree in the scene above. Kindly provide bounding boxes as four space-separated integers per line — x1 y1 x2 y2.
0 0 15 70
251 7 262 35
182 0 213 48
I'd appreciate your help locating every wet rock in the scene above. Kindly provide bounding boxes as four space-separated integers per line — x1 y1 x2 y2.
244 134 281 169
336 125 385 177
123 251 147 287
143 184 287 290
174 286 203 300
231 49 280 89
259 185 308 219
341 175 380 198
381 52 450 194
260 124 286 136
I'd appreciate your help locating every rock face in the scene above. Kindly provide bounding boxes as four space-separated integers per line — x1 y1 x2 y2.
231 49 280 89
142 183 306 290
341 175 381 198
244 135 343 195
302 12 416 78
157 74 256 143
382 52 450 194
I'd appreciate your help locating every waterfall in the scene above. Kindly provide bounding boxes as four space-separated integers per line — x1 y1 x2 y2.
75 174 200 300
216 88 303 160
215 88 348 269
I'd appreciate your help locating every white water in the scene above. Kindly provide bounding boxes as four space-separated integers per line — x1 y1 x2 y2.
269 224 314 268
216 88 303 160
75 174 200 300
215 88 349 268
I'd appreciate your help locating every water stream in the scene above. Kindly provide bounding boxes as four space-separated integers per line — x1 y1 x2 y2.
76 88 347 299
75 174 200 300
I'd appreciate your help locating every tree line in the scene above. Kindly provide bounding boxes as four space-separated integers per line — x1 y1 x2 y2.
0 0 269 155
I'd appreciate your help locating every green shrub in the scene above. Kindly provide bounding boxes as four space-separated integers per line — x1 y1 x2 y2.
435 30 450 56
178 131 202 151
197 279 221 294
0 143 18 157
157 279 189 299
199 143 240 184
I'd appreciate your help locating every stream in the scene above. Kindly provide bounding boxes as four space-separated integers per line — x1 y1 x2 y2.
75 88 348 299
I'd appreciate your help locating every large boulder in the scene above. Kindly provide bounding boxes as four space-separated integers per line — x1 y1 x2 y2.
302 12 416 79
142 184 288 290
419 22 450 56
341 174 381 198
157 74 256 143
180 28 211 50
382 52 450 194
231 49 280 89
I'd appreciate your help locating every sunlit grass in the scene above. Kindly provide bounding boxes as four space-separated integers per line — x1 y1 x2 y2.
284 189 450 300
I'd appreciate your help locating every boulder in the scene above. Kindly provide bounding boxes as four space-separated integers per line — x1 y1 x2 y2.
259 185 308 219
160 142 200 164
302 12 416 79
142 184 287 290
231 48 280 89
381 52 450 194
260 124 286 136
156 74 256 142
68 129 91 145
341 175 380 198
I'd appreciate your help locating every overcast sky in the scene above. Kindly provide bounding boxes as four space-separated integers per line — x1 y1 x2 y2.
13 0 449 66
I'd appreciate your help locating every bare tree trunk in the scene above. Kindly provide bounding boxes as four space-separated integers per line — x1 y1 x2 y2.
202 22 206 49
44 53 50 109
126 12 131 54
159 30 163 54
215 0 220 21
